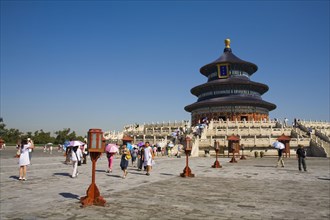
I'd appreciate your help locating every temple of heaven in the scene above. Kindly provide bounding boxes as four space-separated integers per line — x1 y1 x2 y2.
184 39 276 126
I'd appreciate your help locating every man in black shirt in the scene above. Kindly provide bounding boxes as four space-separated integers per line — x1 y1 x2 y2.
296 145 307 172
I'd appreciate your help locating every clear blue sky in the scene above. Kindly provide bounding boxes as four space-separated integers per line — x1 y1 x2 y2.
1 0 329 136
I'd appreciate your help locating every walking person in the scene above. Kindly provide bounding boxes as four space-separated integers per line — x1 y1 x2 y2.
144 142 154 176
276 147 285 168
120 145 130 178
82 143 88 164
18 139 34 181
137 145 145 171
106 151 115 173
71 146 82 178
131 147 138 167
296 145 307 172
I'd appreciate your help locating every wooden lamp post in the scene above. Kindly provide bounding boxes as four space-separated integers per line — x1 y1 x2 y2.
180 136 195 177
80 128 106 207
228 135 239 163
212 140 222 168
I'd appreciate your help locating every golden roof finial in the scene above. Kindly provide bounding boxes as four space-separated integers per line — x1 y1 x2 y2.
225 38 231 48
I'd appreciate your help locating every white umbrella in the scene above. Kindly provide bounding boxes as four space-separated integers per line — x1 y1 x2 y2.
69 140 84 147
272 141 285 150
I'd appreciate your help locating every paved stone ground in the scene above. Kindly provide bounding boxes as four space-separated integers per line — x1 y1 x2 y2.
0 146 329 220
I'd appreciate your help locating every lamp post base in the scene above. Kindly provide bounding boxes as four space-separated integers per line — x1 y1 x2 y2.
80 183 106 207
229 154 238 163
180 166 195 177
212 160 222 168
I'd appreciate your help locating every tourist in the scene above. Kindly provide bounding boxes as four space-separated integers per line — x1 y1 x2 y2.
64 146 72 164
57 144 63 152
71 146 83 178
296 145 307 172
120 145 130 178
276 145 285 168
176 144 181 158
15 140 21 158
18 138 34 181
308 127 313 137
137 145 145 171
106 150 115 173
0 142 5 150
82 143 88 164
144 142 154 176
131 147 138 167
157 144 162 156
284 118 289 127
27 138 34 164
153 145 157 157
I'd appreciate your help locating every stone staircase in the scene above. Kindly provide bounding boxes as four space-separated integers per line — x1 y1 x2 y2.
118 120 329 158
296 122 329 157
195 120 315 157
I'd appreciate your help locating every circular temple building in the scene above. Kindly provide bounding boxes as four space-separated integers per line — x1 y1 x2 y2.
185 39 276 125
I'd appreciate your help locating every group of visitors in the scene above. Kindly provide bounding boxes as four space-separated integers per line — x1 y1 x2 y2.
275 144 307 171
13 135 308 182
106 141 155 179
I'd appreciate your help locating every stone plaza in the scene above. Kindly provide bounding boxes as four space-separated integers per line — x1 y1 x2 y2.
0 147 329 219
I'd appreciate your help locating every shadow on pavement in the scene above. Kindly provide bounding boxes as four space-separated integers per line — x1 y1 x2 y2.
53 172 71 177
160 173 176 176
59 192 80 200
96 169 106 173
107 174 122 178
127 171 147 176
9 175 19 180
254 165 275 168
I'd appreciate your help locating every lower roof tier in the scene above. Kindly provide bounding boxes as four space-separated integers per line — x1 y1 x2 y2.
184 96 276 113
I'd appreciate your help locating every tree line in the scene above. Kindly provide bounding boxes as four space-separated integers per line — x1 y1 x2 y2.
0 123 85 145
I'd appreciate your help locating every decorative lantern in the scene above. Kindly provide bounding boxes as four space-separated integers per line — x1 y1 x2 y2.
87 128 104 153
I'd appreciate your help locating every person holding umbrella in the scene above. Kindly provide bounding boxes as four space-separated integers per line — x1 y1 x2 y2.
69 141 84 178
105 143 119 173
273 140 285 168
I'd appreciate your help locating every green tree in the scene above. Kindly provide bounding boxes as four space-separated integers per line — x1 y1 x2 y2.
0 124 85 145
54 128 77 144
0 123 23 144
33 130 55 144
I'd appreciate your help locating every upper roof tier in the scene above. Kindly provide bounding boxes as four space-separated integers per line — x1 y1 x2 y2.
200 39 258 77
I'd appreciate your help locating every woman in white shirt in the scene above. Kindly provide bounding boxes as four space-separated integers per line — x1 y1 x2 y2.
18 139 34 181
71 146 83 178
